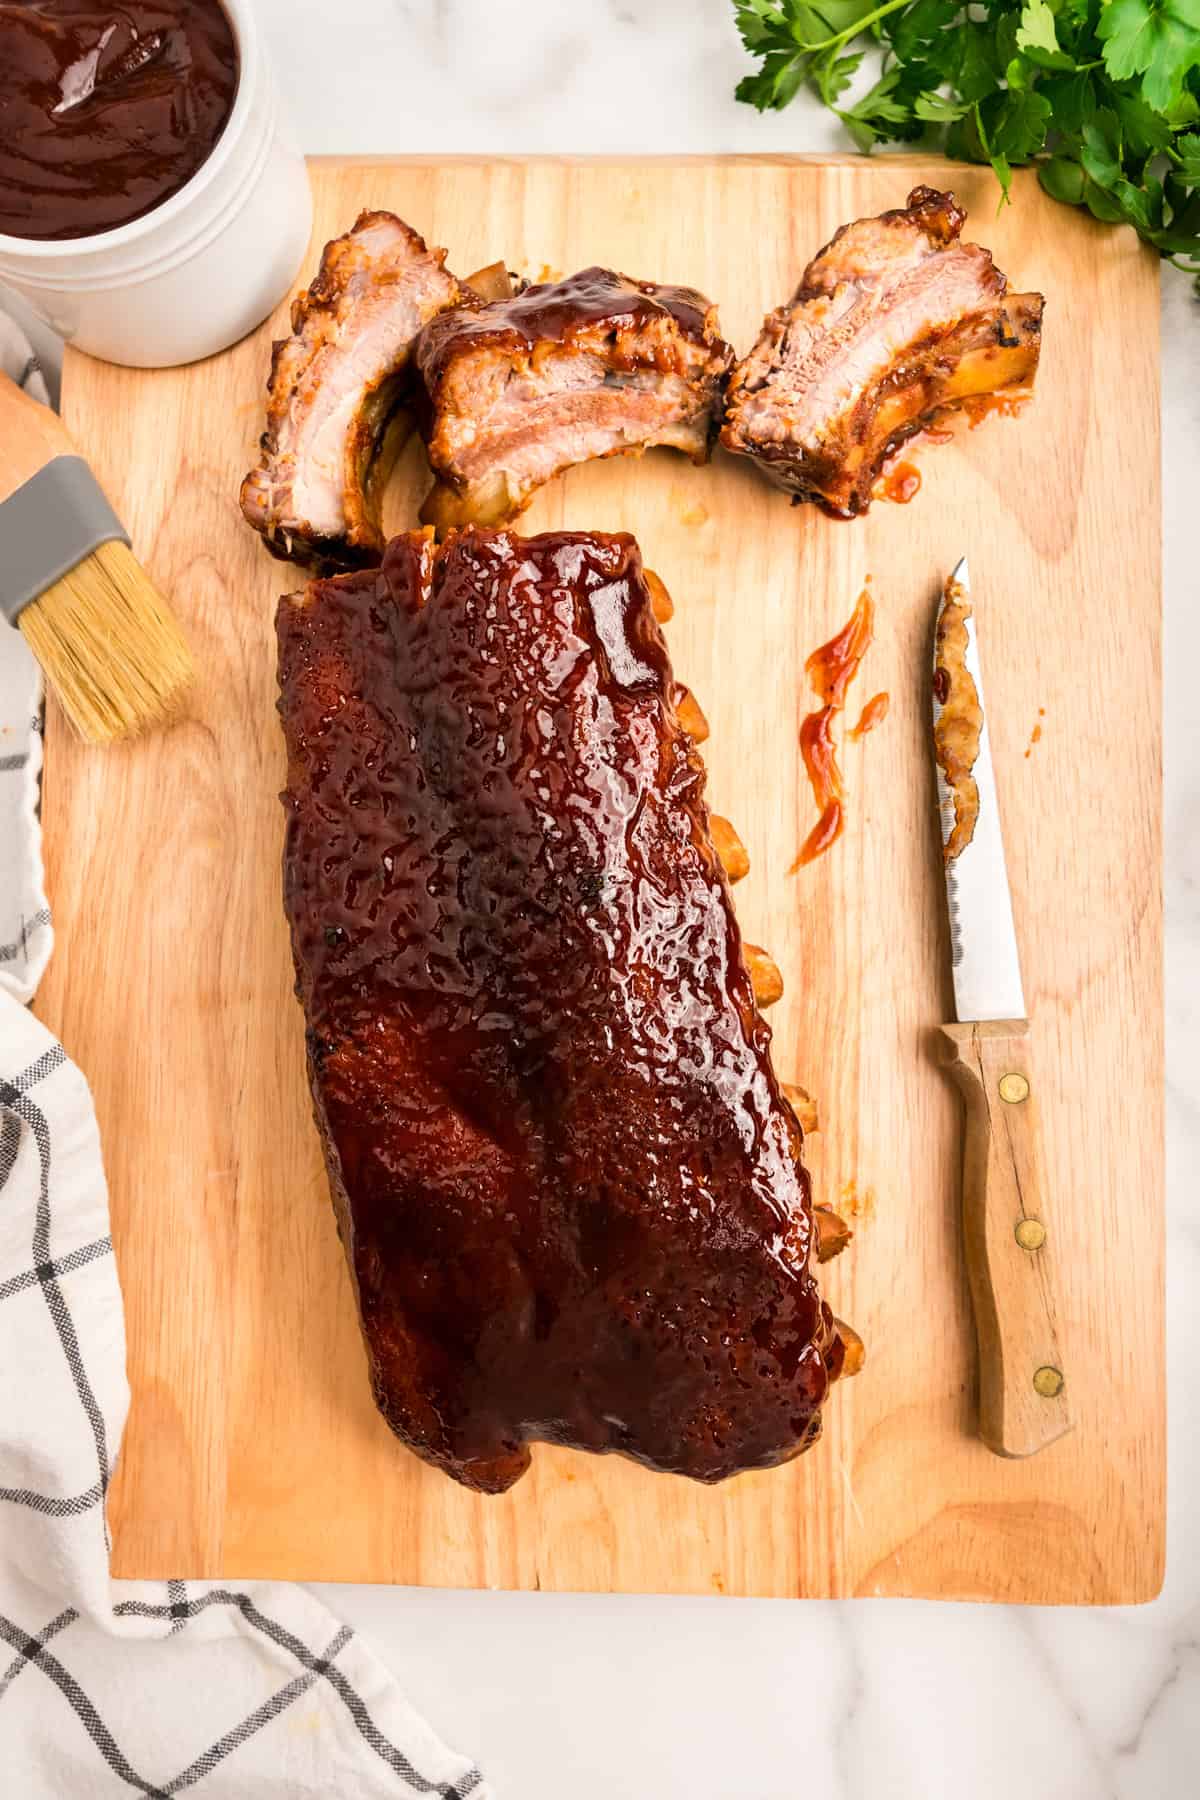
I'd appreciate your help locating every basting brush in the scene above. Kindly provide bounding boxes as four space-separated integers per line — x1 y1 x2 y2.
0 370 193 745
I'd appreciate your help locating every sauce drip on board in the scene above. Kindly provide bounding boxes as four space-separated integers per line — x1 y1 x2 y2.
0 1 238 241
792 589 878 869
877 460 922 505
796 707 844 864
851 691 890 739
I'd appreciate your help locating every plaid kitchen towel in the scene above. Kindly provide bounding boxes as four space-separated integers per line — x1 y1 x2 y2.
0 316 490 1797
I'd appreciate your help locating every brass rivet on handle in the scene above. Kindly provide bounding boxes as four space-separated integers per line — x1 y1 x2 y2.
1033 1365 1064 1398
999 1072 1030 1104
1015 1218 1047 1251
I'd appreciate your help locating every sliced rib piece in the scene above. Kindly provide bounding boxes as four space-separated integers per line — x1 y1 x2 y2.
241 211 462 569
277 527 847 1493
721 186 1044 517
413 270 734 533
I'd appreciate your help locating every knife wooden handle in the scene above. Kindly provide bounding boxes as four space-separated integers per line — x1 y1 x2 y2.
939 1019 1073 1458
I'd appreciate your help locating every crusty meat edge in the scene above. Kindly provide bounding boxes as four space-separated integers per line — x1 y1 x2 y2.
240 211 462 573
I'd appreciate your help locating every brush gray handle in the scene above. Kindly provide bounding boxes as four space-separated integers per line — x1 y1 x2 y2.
0 455 128 625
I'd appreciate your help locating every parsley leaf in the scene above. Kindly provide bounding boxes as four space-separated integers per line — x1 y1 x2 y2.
1099 0 1200 112
1040 156 1088 202
1016 0 1077 70
990 85 1055 160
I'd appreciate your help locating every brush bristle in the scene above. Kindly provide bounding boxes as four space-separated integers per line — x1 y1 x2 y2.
17 540 193 746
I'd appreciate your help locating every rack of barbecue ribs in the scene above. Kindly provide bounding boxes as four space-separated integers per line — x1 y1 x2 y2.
413 270 734 534
277 526 853 1492
240 211 463 570
721 186 1044 518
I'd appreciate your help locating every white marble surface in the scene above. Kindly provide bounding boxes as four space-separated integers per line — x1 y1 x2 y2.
15 1 1200 1792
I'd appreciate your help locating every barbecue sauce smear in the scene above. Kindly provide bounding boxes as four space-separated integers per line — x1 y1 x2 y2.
878 460 922 505
851 691 890 739
793 589 884 869
0 1 238 240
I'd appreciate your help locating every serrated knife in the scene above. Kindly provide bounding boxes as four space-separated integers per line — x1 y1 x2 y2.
932 558 1072 1459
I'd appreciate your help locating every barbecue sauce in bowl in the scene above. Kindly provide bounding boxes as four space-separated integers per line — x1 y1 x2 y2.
0 1 238 241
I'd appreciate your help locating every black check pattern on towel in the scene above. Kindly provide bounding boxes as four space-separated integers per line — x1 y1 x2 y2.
0 906 50 966
0 1045 111 1521
0 1597 483 1800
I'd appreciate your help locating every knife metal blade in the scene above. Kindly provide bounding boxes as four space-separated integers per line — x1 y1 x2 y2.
932 558 1026 1024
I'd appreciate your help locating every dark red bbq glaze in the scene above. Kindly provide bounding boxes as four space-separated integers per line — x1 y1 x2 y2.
277 527 842 1493
415 267 730 395
0 0 237 241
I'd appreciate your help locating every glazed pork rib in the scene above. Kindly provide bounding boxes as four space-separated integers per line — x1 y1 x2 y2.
414 270 734 533
277 527 846 1492
721 187 1044 517
241 211 462 569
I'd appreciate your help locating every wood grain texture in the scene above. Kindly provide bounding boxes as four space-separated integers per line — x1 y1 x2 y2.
0 369 76 496
939 1020 1073 1459
37 157 1164 1601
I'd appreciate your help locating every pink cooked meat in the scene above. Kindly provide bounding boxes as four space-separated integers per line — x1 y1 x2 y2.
413 268 734 532
721 187 1044 517
240 211 462 569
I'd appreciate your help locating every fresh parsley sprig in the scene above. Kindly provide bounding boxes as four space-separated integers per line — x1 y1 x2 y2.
733 0 1200 287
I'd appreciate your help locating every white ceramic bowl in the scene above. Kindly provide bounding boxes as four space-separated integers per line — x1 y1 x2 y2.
0 0 312 368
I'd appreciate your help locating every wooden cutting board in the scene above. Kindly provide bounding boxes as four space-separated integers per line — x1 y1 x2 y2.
38 157 1164 1602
